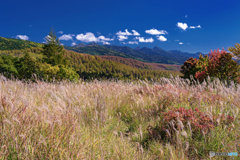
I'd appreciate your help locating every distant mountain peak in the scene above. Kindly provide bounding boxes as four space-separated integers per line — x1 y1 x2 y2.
153 46 164 51
75 43 86 47
87 42 99 46
134 46 141 50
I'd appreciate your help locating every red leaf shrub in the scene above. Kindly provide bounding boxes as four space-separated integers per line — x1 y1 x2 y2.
147 107 234 142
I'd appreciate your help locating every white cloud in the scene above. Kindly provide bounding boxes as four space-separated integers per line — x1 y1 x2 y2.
16 35 29 40
98 35 114 41
128 41 138 44
189 25 201 29
98 36 114 44
175 39 179 41
71 42 76 46
103 42 110 45
59 34 74 41
132 30 140 36
157 35 167 42
116 29 132 36
177 22 188 30
76 32 114 44
179 42 183 45
76 32 98 43
185 15 188 18
118 35 128 41
145 29 168 35
135 37 154 43
58 31 63 34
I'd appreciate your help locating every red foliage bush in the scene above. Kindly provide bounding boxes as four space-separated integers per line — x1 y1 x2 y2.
147 107 234 142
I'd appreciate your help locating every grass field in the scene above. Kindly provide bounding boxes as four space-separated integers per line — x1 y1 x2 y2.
0 75 239 159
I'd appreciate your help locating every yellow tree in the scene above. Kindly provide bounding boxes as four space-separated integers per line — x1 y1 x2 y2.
228 43 240 63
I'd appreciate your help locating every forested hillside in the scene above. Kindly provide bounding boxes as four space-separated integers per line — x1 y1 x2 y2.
0 37 43 50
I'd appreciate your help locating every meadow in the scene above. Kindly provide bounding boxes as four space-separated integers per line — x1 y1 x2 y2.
0 75 239 159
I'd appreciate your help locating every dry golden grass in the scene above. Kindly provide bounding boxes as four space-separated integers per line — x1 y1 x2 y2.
0 75 239 159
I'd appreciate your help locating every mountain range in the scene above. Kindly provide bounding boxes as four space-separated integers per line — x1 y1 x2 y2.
65 42 203 65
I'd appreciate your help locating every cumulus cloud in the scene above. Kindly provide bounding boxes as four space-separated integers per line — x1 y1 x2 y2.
145 29 168 35
118 35 128 41
59 34 75 41
179 42 183 44
157 36 167 42
16 35 29 40
132 30 140 36
135 37 154 43
177 22 188 30
190 25 201 29
128 41 138 44
58 31 63 34
76 32 98 43
116 29 132 36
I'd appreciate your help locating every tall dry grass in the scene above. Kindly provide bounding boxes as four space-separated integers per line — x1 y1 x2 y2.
0 75 239 159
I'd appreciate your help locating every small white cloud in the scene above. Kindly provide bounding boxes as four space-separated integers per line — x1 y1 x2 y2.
116 29 132 36
157 35 167 42
71 42 76 46
98 36 114 44
59 34 74 41
16 35 29 40
179 42 183 44
118 35 128 41
135 37 154 43
145 29 168 35
189 25 201 29
103 42 110 45
76 32 98 43
58 31 63 34
177 22 188 30
175 39 179 41
132 30 140 36
128 41 138 44
196 25 201 28
98 35 114 41
185 15 188 18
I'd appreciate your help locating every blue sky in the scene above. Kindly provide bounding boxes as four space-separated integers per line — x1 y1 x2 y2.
1 0 240 54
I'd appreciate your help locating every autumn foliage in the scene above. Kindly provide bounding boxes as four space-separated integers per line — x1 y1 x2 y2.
181 48 239 83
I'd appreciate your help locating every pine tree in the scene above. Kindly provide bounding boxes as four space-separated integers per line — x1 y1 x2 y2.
41 27 68 66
